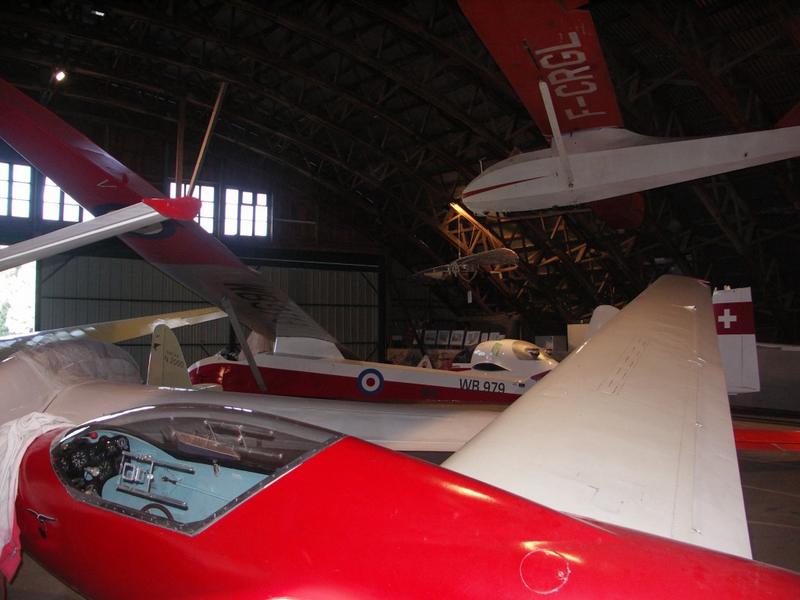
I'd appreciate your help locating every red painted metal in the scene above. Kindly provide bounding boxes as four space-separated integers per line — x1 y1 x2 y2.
16 430 800 599
776 101 800 128
713 301 756 335
734 426 800 452
459 0 623 136
142 196 201 221
588 193 646 230
190 362 521 403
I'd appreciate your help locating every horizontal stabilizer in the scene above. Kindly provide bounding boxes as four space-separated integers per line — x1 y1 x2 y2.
0 197 200 272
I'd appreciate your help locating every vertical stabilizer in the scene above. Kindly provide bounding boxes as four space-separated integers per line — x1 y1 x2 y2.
713 287 760 394
147 324 192 389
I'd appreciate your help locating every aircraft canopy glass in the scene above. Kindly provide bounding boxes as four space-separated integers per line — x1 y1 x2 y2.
51 403 340 534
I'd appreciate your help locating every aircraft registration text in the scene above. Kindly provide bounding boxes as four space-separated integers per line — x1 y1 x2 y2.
459 379 506 393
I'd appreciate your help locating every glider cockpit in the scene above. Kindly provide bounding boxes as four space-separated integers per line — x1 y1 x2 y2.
51 404 340 534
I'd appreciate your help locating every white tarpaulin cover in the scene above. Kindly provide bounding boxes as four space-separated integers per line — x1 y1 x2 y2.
0 412 72 580
0 339 141 426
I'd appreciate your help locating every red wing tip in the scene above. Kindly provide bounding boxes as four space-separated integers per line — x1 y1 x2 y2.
142 196 201 221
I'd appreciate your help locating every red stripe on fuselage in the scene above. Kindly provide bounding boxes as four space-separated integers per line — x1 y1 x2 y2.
191 363 522 404
462 175 546 198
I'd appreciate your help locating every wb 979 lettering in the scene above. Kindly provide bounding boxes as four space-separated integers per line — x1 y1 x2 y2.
459 379 506 393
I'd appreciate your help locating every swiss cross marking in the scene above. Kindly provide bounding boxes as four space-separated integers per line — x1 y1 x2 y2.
718 308 738 329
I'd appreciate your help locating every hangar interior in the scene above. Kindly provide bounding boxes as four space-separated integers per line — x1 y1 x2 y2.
1 0 798 350
0 1 799 597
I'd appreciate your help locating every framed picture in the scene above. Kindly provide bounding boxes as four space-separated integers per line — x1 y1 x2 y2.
464 330 480 346
437 330 451 346
450 330 465 347
423 330 437 346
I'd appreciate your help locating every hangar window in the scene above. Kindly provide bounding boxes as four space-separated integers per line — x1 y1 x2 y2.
42 177 93 222
223 187 271 237
0 162 32 218
170 182 216 234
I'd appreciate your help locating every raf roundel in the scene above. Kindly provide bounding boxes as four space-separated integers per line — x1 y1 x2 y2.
357 368 384 395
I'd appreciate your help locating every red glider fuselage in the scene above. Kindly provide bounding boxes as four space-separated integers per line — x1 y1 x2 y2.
16 431 800 599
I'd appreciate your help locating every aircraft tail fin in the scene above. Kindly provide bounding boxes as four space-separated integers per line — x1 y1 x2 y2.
416 355 433 369
587 305 620 338
146 324 192 388
713 286 760 394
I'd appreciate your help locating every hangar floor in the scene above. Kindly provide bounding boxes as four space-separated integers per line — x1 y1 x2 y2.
6 449 800 598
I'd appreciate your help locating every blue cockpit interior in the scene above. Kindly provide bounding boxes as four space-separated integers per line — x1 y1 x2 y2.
96 429 267 524
51 404 341 533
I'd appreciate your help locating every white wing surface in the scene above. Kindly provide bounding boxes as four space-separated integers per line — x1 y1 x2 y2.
444 275 751 558
0 306 225 362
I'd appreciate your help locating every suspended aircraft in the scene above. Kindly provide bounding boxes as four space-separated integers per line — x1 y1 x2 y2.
0 47 798 597
458 0 800 222
412 247 519 281
0 78 557 405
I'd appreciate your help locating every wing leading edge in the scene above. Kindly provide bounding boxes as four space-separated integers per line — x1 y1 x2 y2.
0 79 334 343
444 275 751 558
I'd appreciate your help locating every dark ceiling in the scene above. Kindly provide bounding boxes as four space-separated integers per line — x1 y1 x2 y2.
0 0 798 339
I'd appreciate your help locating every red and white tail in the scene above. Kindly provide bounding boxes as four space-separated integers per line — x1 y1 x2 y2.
713 287 760 394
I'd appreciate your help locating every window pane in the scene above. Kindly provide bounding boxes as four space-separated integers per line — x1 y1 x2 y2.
11 181 30 200
42 202 60 220
11 199 29 218
0 161 8 217
199 217 213 233
224 218 238 236
256 193 267 206
254 220 267 237
255 205 268 236
242 191 253 205
63 204 80 222
225 188 239 203
12 165 31 183
43 185 60 204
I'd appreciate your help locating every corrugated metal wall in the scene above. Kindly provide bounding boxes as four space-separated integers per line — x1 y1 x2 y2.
37 255 380 376
256 266 380 359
